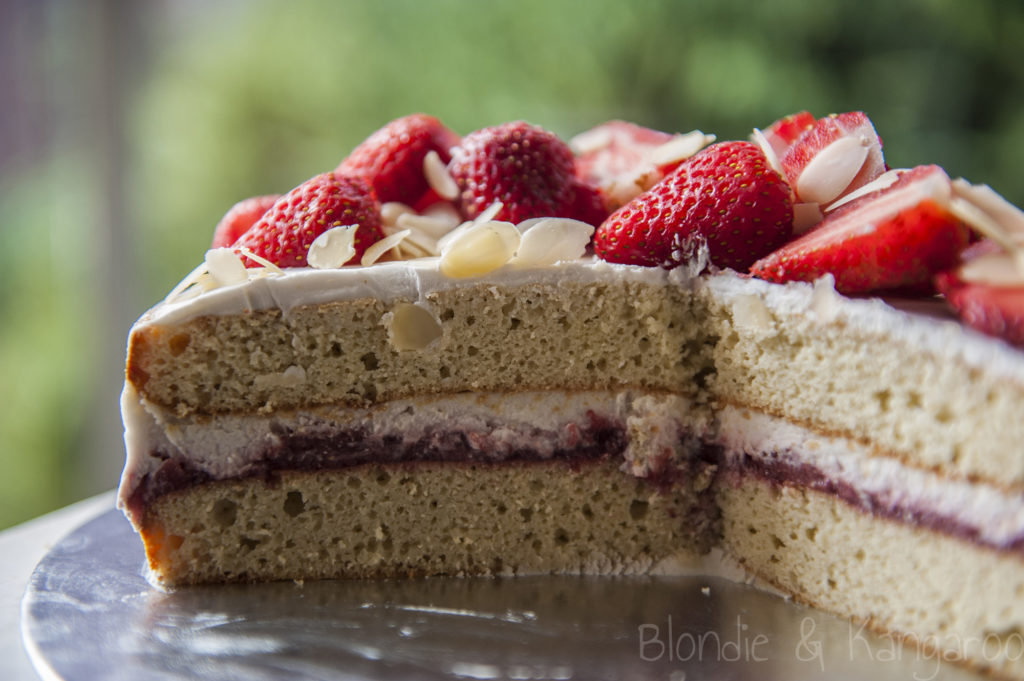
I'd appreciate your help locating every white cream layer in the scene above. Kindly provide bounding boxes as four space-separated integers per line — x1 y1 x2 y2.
718 405 1024 549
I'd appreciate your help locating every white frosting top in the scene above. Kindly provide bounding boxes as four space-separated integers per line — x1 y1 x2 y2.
702 273 1024 386
138 254 1024 392
137 257 695 328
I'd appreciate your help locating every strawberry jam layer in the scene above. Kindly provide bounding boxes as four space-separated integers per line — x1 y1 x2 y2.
122 414 626 524
716 406 1024 555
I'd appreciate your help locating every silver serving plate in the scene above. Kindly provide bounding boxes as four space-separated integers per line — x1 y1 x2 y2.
22 509 982 680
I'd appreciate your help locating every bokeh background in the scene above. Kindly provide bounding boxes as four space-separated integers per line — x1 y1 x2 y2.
1 0 1021 529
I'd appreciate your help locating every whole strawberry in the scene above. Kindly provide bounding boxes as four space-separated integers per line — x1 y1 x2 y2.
211 194 280 248
594 141 794 271
449 121 580 224
336 113 461 206
233 173 383 268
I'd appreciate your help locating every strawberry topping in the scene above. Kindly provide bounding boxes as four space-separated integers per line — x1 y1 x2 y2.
211 195 280 249
762 111 816 158
336 113 461 206
233 172 383 268
571 121 676 211
751 165 970 294
448 121 582 224
594 141 793 271
781 111 886 206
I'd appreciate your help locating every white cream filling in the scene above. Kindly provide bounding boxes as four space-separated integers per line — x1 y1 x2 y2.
117 386 698 515
718 405 1024 548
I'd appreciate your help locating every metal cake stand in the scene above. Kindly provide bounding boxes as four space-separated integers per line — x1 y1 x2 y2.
21 509 982 680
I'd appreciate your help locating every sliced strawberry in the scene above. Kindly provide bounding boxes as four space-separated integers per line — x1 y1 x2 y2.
594 141 793 271
336 113 461 206
448 121 580 224
751 165 970 294
936 257 1024 347
233 172 383 268
781 111 886 206
211 195 280 248
762 110 816 157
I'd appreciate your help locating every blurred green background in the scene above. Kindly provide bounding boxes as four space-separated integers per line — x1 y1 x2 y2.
1 0 1021 529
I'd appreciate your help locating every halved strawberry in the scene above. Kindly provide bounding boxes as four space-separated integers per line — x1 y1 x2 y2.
762 110 816 158
233 172 383 268
211 195 280 248
751 165 970 294
571 121 675 210
781 111 886 206
594 141 793 271
336 113 461 206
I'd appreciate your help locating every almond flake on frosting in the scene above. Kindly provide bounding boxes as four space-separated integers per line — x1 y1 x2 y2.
381 201 414 226
307 225 358 269
796 135 870 205
361 229 411 266
204 248 248 286
512 218 595 266
423 150 459 200
439 220 520 278
397 213 458 240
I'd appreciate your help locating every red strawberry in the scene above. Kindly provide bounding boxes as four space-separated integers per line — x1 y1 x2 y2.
571 120 676 211
593 141 794 271
564 180 609 226
211 195 280 248
935 242 1024 347
448 121 580 224
233 173 383 268
336 113 461 206
781 111 886 205
762 111 816 157
751 165 970 294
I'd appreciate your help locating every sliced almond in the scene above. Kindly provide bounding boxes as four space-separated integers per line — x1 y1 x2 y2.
387 303 443 351
307 225 358 269
423 201 463 231
569 127 614 155
796 135 870 204
439 220 520 278
750 128 784 177
423 150 459 200
952 180 1024 238
381 201 414 226
824 169 901 212
649 130 716 166
511 218 594 266
236 247 284 274
791 202 824 235
397 213 457 240
402 228 440 257
959 250 1024 287
361 229 411 266
204 248 247 286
